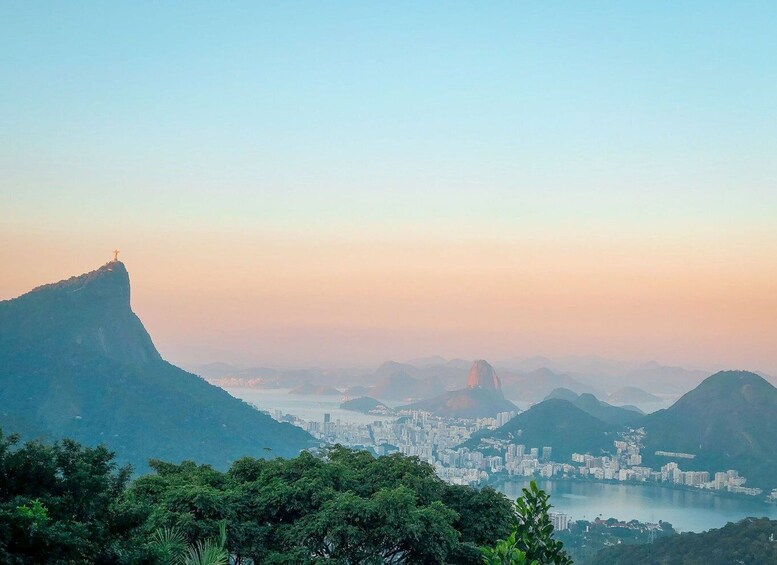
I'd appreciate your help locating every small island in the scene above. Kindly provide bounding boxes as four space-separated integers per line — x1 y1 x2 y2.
340 396 394 416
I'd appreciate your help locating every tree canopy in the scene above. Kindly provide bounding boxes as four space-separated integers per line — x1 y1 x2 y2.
1 432 534 564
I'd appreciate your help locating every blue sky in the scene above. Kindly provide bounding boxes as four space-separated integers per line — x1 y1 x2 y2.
3 1 776 232
2 2 777 369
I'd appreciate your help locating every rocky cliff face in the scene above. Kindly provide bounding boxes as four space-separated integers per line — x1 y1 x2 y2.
466 359 501 389
400 358 516 418
0 261 314 470
0 261 160 365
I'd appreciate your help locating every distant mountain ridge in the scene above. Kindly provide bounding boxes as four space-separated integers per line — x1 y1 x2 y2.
497 356 713 395
541 389 643 426
498 367 602 401
0 262 314 471
400 360 517 418
606 386 662 405
371 366 446 401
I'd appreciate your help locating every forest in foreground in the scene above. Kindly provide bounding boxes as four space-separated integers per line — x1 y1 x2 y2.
0 430 571 564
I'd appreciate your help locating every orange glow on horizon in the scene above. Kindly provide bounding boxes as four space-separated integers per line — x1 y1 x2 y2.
1 226 776 371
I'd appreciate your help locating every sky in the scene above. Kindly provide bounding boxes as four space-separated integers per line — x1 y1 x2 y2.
1 2 776 371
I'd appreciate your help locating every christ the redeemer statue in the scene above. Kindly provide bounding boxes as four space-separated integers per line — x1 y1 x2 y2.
113 249 120 262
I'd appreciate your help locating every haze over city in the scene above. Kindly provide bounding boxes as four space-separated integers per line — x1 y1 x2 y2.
5 3 777 563
2 2 776 372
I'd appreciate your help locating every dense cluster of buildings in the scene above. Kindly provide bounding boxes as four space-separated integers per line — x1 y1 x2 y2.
467 427 763 496
263 406 765 499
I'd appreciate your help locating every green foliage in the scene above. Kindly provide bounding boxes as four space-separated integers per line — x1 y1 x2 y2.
555 518 676 563
149 526 187 563
150 520 228 565
15 499 49 523
0 431 534 564
640 370 777 490
594 517 777 565
132 445 515 563
481 481 573 565
463 399 615 460
481 532 538 564
0 429 148 564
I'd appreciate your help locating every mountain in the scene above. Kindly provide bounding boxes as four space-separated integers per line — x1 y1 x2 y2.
371 360 468 388
497 356 713 397
0 262 161 365
399 360 517 418
619 361 708 394
606 386 662 405
499 367 602 401
461 399 616 459
289 382 341 396
401 387 517 419
543 389 642 425
543 387 580 402
467 359 501 389
340 396 393 415
343 385 372 397
572 393 643 426
0 261 314 471
371 369 445 401
640 370 777 489
373 361 417 381
404 355 448 367
497 355 636 379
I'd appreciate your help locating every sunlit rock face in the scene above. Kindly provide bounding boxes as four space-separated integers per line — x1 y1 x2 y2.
467 359 501 390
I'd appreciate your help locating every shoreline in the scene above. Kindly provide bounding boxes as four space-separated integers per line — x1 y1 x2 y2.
487 474 774 505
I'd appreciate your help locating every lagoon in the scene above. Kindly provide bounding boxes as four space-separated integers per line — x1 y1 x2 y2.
497 479 777 532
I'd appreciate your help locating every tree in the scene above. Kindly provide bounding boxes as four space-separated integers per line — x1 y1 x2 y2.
149 520 229 565
481 481 572 565
0 430 148 564
1 432 520 564
130 445 517 563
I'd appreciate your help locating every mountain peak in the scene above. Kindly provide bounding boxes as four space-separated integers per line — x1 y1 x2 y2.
676 370 775 407
642 369 777 489
467 359 501 389
0 261 160 365
23 261 131 306
700 369 770 388
0 261 314 469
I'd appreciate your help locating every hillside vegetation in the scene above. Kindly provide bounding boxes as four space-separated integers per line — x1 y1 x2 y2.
595 517 777 565
0 430 574 564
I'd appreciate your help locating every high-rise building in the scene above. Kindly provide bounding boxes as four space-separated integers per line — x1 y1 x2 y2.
549 512 570 531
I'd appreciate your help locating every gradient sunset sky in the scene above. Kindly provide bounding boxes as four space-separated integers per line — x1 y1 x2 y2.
2 2 776 371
